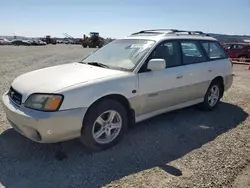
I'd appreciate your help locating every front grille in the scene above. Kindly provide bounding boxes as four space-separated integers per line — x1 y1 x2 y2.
8 87 22 105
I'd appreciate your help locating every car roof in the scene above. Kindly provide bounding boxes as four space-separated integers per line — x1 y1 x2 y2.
121 29 217 42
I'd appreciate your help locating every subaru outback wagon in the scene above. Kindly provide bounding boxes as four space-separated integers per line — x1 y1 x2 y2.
2 29 233 151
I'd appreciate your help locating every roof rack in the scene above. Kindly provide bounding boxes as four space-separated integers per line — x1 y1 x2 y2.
130 29 176 35
130 29 209 36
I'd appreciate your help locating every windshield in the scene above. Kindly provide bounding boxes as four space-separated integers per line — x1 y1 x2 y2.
81 39 155 71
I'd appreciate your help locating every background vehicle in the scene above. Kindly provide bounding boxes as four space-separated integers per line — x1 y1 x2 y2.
0 38 12 45
81 32 104 48
56 40 63 44
41 35 57 45
63 39 76 44
12 39 31 46
31 39 47 46
223 43 250 62
61 33 80 44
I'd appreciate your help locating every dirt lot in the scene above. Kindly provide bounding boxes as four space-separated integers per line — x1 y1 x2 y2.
0 45 249 188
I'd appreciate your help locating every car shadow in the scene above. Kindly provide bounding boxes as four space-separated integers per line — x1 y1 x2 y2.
0 102 248 188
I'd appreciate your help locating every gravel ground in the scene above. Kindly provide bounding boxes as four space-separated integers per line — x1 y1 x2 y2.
0 45 249 188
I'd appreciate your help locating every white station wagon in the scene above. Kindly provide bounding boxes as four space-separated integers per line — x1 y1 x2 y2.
2 29 233 151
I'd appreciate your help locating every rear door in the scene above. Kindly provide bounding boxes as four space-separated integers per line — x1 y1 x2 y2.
178 40 212 101
200 40 232 79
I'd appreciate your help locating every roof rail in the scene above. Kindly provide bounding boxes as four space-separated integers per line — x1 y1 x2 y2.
171 30 208 35
130 29 177 35
130 29 209 36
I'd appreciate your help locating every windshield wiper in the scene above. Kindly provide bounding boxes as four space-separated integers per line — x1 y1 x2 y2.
82 61 109 68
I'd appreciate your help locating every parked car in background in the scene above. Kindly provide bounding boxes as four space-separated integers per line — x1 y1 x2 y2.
2 29 233 151
223 43 250 62
56 40 63 44
62 39 75 44
31 39 47 46
27 40 34 45
0 38 12 45
39 40 47 45
12 39 31 46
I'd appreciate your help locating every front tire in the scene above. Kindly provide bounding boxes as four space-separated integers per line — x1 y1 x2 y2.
80 99 128 151
199 81 222 111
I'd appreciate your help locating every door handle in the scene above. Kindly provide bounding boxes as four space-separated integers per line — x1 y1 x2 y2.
176 75 183 79
208 68 213 72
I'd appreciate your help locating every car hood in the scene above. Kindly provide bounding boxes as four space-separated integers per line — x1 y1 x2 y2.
11 62 125 100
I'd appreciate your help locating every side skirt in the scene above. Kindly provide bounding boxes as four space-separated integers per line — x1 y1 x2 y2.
135 98 204 123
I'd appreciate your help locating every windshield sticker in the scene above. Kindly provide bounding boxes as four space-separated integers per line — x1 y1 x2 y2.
129 44 147 48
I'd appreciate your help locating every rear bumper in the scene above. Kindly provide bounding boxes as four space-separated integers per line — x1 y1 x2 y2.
224 74 233 91
2 93 87 143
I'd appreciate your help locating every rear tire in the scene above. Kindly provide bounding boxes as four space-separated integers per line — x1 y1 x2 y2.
199 81 222 111
79 99 128 151
239 55 247 62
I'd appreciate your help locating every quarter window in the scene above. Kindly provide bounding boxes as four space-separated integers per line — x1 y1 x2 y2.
180 42 206 64
201 42 227 59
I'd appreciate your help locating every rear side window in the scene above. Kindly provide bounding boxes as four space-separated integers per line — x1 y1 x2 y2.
232 44 244 49
201 42 227 60
180 41 207 64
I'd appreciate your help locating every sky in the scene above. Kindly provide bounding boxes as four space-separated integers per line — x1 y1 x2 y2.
1 0 250 38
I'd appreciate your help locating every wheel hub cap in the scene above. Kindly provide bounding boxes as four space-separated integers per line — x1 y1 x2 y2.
92 110 122 144
208 85 220 107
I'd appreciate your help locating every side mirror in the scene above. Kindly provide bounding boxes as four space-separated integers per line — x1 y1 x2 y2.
147 59 166 71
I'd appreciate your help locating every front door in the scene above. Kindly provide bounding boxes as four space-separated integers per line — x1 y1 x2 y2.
137 41 186 115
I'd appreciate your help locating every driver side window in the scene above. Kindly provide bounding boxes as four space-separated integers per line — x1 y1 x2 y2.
151 41 181 67
139 41 181 72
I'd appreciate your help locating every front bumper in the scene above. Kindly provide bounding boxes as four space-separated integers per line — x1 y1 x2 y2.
2 93 87 143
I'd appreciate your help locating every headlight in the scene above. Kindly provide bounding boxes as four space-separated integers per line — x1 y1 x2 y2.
25 94 63 111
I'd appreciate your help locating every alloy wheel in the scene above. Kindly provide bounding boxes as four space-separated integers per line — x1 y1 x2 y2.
92 110 122 144
208 85 220 107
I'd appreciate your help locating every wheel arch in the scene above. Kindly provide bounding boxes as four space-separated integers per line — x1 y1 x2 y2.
210 76 224 98
83 94 135 127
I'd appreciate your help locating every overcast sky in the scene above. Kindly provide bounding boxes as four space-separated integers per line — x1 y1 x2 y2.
1 0 250 38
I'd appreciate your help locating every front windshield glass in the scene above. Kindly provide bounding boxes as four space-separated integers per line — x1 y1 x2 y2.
81 39 155 71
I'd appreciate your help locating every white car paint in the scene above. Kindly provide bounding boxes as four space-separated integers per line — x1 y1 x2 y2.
11 63 127 102
58 72 138 110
